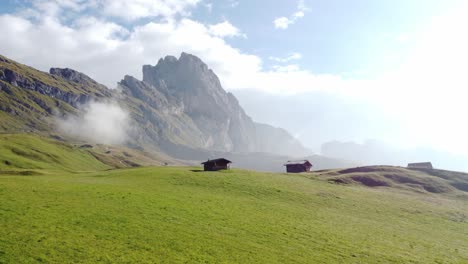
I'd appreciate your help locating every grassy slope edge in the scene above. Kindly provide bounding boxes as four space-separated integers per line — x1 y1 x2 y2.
0 134 110 172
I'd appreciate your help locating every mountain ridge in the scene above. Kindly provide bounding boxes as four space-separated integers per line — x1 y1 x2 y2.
0 52 353 170
121 52 310 156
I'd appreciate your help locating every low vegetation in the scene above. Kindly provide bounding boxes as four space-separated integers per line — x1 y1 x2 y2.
0 134 110 172
0 135 467 263
315 166 468 198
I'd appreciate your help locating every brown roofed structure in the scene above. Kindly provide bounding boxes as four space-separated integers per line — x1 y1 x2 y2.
202 158 232 171
407 162 433 169
284 160 312 173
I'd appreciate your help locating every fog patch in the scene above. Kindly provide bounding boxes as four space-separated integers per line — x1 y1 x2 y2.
57 101 131 145
321 140 468 172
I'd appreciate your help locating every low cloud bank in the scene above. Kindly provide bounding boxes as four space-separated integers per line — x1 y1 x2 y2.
57 101 131 145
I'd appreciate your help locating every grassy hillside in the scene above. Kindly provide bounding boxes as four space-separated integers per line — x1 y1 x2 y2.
314 166 468 198
0 134 110 172
1 166 467 263
0 134 467 263
84 143 188 168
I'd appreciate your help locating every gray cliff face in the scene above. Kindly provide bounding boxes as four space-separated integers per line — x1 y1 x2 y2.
0 57 110 108
120 52 308 156
49 68 111 96
0 68 89 107
140 52 258 152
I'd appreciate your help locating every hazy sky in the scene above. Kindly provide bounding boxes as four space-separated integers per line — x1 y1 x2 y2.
1 0 468 160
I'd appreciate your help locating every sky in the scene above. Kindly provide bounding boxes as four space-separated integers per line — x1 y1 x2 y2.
1 0 468 168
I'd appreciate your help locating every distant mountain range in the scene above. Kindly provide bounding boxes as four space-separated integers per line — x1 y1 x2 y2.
0 53 354 171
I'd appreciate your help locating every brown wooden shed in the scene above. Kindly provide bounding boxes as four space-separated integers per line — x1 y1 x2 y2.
284 160 313 173
202 158 232 171
407 162 433 169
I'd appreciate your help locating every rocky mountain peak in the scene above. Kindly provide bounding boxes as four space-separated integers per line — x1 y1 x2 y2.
49 67 111 97
142 52 219 93
50 68 91 83
115 52 308 154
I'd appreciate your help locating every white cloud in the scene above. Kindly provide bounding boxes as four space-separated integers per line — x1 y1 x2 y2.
57 101 131 144
271 64 300 72
273 0 309 29
100 0 200 21
273 17 291 29
208 21 245 38
227 0 239 8
269 52 302 63
26 0 201 21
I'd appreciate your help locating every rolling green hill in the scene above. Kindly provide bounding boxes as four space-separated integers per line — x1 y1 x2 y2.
0 136 467 263
314 166 468 198
0 134 110 172
0 134 189 172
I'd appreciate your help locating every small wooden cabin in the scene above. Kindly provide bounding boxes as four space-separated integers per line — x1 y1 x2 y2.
202 158 232 171
284 160 313 173
407 162 433 169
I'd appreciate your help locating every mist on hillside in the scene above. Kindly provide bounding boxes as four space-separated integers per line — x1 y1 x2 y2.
321 140 468 172
56 101 132 145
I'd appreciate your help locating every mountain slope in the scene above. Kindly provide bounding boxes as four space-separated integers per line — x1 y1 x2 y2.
121 52 309 156
0 55 111 133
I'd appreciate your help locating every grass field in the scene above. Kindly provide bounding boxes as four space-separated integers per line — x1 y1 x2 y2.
1 167 467 263
0 135 467 263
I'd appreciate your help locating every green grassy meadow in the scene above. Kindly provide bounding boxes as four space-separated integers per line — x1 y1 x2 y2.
0 135 467 263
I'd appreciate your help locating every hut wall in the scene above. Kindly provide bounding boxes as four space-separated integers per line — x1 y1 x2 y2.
286 164 309 173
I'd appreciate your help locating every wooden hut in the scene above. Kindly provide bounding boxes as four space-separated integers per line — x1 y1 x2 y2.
202 158 232 171
407 162 433 169
284 160 313 173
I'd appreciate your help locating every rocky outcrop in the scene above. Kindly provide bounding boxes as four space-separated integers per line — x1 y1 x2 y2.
121 52 308 155
140 52 258 152
0 57 110 108
49 68 111 99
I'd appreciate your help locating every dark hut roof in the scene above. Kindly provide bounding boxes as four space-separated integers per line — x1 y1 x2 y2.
408 162 432 165
201 158 232 165
284 160 312 166
408 162 432 166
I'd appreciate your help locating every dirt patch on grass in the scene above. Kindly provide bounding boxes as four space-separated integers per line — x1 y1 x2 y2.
350 175 392 187
331 174 392 187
